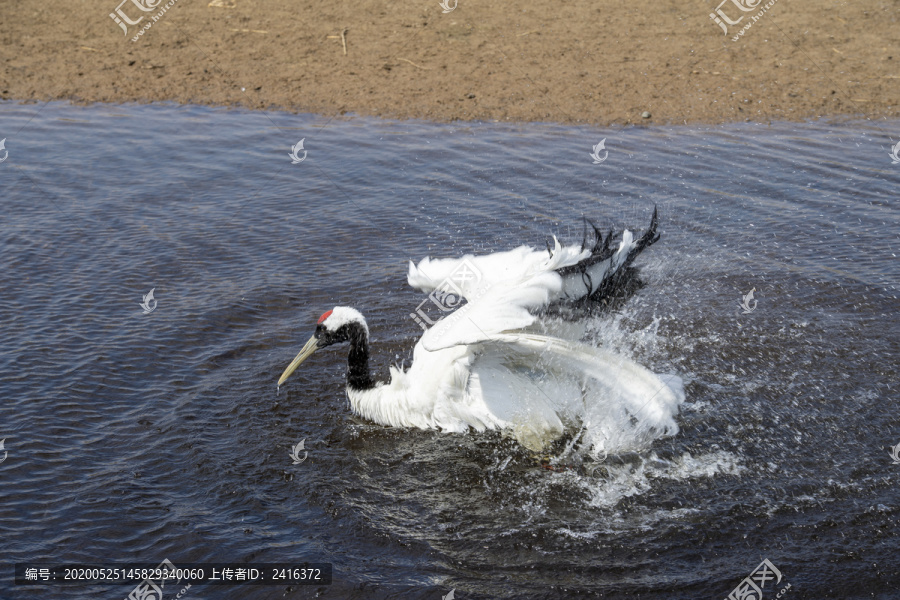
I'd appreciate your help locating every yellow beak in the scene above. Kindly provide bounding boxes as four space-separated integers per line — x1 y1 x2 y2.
278 335 319 386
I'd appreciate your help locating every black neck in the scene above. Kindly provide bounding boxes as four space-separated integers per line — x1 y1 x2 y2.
346 326 376 391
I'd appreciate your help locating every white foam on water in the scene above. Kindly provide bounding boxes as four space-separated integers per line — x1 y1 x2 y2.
556 507 703 540
549 307 688 459
584 450 746 509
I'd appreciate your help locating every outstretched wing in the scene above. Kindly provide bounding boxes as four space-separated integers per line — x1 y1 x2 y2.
417 266 565 352
414 210 660 352
463 332 684 454
407 237 586 301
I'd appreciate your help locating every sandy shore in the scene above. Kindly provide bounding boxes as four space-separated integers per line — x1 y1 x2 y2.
2 0 898 124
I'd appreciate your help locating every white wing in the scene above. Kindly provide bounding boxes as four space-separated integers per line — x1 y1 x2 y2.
407 236 586 300
464 333 684 454
418 270 561 352
412 216 656 352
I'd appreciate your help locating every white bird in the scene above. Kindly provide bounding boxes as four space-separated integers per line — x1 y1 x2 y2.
278 209 684 457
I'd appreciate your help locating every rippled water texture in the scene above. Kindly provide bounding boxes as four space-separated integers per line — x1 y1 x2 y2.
1 101 899 599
